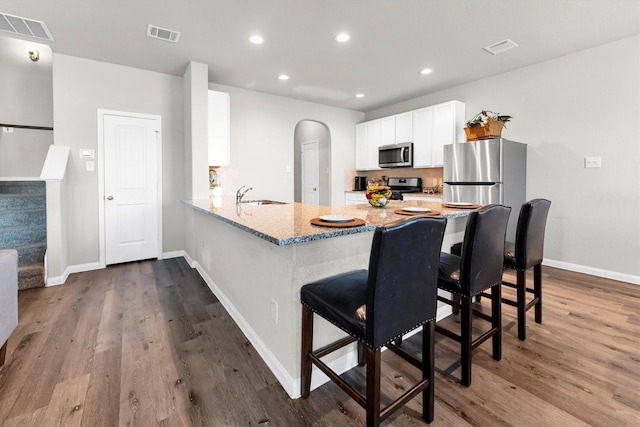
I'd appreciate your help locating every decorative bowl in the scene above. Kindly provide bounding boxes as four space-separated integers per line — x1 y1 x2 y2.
366 185 391 208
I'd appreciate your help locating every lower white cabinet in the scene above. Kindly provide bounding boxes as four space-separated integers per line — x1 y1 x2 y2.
345 192 368 205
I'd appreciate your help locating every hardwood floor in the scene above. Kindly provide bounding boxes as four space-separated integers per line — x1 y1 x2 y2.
0 258 638 426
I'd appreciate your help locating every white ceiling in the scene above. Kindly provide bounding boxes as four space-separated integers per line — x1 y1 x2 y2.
1 0 638 112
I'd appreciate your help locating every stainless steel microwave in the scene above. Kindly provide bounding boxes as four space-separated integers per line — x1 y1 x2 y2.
379 142 413 168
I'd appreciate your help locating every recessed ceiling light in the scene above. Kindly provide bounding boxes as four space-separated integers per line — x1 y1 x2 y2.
248 34 264 45
355 93 365 98
278 74 289 81
419 68 433 75
335 33 350 43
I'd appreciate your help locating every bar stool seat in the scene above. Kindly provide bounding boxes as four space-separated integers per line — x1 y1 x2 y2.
300 216 447 426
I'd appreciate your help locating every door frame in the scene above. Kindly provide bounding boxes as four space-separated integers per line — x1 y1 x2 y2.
301 139 319 205
97 109 163 268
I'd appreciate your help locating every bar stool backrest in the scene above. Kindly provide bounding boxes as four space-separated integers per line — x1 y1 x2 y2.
514 199 552 270
460 205 511 296
366 217 447 349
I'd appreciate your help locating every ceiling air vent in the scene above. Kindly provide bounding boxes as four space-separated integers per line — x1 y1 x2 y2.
147 24 181 43
483 39 518 55
0 13 54 41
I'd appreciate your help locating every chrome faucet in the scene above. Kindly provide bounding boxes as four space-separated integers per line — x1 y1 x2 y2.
236 185 253 203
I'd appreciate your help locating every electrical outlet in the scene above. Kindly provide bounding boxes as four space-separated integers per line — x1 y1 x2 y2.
270 298 278 324
584 156 601 168
86 160 95 171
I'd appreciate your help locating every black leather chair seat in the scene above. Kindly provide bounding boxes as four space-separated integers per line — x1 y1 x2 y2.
437 252 463 295
301 270 368 342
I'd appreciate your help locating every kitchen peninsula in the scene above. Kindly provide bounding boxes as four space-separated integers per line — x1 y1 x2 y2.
181 196 472 398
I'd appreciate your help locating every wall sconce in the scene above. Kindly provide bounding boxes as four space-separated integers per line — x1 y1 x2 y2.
28 49 40 62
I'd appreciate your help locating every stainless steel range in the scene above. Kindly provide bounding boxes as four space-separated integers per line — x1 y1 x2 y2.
387 177 422 199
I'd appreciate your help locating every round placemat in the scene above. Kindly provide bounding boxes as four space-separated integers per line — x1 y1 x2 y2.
441 203 482 209
394 209 441 216
310 217 366 228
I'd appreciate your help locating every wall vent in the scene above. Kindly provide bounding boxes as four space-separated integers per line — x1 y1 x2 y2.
483 39 518 55
0 13 54 41
147 24 181 43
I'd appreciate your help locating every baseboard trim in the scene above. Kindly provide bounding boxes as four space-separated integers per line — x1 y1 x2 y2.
544 258 639 285
162 250 185 260
46 261 102 287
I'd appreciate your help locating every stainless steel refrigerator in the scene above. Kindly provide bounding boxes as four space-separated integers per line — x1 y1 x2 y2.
443 138 527 241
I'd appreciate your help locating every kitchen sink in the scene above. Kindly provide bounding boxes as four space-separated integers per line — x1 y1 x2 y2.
240 200 288 206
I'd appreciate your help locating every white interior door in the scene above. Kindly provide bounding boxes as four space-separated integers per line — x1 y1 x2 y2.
103 114 160 265
301 140 319 205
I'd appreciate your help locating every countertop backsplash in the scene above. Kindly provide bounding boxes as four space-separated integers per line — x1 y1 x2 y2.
349 167 443 192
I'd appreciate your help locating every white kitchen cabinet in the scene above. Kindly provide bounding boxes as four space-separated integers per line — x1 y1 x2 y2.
395 112 413 143
345 192 368 205
355 100 464 170
412 107 432 167
431 100 465 166
355 119 383 170
380 116 396 145
412 100 465 167
355 123 368 171
208 90 230 166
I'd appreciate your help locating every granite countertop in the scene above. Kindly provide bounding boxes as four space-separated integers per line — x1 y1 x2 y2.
182 196 473 246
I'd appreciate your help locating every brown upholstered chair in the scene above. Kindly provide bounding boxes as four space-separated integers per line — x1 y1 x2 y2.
300 216 447 426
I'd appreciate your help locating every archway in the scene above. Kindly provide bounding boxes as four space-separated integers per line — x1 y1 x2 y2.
293 120 331 205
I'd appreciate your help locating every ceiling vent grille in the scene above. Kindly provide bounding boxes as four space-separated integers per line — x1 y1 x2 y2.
0 13 54 41
484 39 518 55
147 24 181 43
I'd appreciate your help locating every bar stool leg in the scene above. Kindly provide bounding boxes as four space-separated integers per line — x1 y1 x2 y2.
461 296 473 387
534 263 542 324
423 321 435 423
492 284 502 361
301 306 314 397
365 346 382 426
516 270 527 340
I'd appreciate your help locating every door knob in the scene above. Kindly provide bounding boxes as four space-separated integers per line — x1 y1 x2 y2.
106 195 114 200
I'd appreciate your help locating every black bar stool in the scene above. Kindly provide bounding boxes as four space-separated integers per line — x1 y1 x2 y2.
300 216 447 426
502 199 551 340
436 204 511 387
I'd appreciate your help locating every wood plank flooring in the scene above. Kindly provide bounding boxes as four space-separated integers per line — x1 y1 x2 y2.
0 257 638 426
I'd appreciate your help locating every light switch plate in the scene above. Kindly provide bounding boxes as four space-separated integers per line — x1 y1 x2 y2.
80 149 95 159
584 156 601 168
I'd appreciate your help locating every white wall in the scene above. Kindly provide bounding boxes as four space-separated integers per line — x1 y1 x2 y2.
366 36 640 279
51 54 185 272
0 37 53 177
208 83 364 206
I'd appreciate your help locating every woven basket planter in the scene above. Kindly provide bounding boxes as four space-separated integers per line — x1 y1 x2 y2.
464 121 505 141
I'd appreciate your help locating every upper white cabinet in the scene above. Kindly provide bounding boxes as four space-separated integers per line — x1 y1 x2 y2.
413 100 465 167
355 119 383 170
394 112 413 144
355 100 465 170
208 90 230 167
